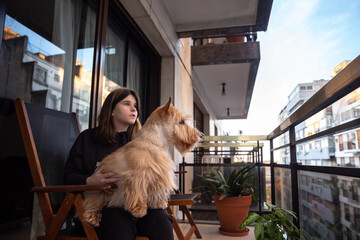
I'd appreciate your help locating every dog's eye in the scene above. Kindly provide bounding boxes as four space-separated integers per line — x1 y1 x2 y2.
179 120 185 124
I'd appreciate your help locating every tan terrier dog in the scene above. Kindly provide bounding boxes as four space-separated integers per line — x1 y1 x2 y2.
82 97 202 226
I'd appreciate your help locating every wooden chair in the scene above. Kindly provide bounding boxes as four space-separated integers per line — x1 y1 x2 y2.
14 98 148 240
167 188 202 240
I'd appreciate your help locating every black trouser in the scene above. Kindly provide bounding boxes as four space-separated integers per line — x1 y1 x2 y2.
95 207 174 240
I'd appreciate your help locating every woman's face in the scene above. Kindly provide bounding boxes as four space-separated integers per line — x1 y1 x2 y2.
112 94 138 131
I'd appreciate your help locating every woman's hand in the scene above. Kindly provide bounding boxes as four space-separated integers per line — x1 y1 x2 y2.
86 165 119 194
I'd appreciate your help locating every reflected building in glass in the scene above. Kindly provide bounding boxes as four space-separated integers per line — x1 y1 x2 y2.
1 25 92 130
299 172 339 240
333 87 360 168
276 62 360 240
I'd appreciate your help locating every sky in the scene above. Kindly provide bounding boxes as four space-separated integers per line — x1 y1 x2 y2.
5 15 65 56
221 0 360 135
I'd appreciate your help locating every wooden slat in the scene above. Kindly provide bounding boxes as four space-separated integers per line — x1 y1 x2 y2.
74 194 98 240
45 193 76 239
197 142 264 148
168 199 194 206
180 205 202 239
202 135 267 141
38 237 86 240
167 191 202 240
167 207 184 240
185 226 196 240
31 184 114 193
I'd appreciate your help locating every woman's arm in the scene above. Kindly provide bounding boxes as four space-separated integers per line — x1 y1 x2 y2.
64 132 89 185
64 130 119 186
86 165 119 185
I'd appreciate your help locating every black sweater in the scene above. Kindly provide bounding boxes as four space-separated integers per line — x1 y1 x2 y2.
64 128 128 185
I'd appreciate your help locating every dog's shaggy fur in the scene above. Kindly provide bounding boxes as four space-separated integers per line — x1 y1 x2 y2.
82 97 202 226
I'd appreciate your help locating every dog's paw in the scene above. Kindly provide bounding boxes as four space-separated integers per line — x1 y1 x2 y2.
131 206 147 218
158 201 168 209
83 212 102 227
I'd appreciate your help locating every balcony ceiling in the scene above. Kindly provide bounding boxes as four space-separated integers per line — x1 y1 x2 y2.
162 0 273 38
192 42 260 119
162 0 272 120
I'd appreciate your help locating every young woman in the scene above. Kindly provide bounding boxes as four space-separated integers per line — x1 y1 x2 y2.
64 87 174 240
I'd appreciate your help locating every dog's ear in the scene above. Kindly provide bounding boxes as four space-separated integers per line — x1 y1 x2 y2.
163 97 172 112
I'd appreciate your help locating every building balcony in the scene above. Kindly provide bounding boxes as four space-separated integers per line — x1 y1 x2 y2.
2 40 360 240
191 39 260 119
177 56 360 239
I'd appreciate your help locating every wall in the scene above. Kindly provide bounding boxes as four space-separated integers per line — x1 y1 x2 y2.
120 0 221 166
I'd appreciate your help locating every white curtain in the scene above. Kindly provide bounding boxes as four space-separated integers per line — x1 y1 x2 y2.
104 24 126 88
52 0 82 112
127 42 144 95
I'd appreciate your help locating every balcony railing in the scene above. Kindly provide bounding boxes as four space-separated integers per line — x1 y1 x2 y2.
180 55 360 239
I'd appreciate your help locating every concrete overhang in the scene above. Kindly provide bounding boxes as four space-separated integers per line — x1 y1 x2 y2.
192 42 260 119
161 0 271 120
162 0 273 38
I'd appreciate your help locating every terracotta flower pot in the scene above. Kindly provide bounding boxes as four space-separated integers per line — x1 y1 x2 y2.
226 36 245 43
214 195 252 236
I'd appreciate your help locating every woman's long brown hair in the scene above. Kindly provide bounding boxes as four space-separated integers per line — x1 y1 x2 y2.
96 88 141 143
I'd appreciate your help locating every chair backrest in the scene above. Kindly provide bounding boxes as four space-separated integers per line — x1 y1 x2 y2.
15 98 80 227
0 97 33 226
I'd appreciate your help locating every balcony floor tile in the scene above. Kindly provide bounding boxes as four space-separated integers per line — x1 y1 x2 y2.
176 223 255 240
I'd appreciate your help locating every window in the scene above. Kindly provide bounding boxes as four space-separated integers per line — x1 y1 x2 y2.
315 140 321 151
349 157 355 166
1 0 98 129
1 0 160 129
339 135 344 151
348 96 357 105
340 157 345 167
299 85 313 91
54 74 60 82
351 180 359 201
74 65 81 77
100 0 160 124
341 110 351 122
355 207 360 230
353 108 360 118
34 66 47 85
345 205 351 221
347 227 352 240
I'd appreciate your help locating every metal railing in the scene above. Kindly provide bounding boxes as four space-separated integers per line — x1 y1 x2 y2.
181 55 360 238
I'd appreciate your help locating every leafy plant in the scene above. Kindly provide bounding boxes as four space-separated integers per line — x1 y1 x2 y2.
239 203 308 240
198 164 256 200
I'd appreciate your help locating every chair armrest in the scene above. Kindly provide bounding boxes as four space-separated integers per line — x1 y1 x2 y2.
168 193 199 205
31 184 116 193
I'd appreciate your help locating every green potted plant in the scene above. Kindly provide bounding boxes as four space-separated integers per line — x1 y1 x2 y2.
239 203 308 240
198 164 256 236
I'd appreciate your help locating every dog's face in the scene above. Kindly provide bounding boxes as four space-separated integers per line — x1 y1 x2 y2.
148 97 202 155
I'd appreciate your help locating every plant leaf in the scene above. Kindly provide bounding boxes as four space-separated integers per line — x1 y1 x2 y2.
254 222 264 240
219 193 229 200
239 212 261 229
